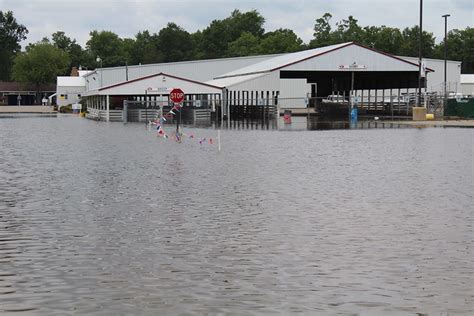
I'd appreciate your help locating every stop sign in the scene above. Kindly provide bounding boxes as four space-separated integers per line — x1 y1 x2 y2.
169 88 184 103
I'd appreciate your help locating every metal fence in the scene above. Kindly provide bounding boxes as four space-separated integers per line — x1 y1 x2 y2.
104 93 445 124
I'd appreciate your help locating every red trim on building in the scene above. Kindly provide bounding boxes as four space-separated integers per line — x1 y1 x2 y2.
271 42 354 71
272 41 434 73
352 42 435 72
98 72 223 91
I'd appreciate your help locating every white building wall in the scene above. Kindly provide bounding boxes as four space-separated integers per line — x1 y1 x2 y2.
460 74 474 96
224 72 280 108
84 55 280 91
226 72 279 92
278 78 311 108
56 85 85 106
97 74 221 96
283 45 419 72
399 56 462 93
461 83 474 96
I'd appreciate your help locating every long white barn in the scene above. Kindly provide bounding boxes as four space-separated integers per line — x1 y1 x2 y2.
56 42 461 121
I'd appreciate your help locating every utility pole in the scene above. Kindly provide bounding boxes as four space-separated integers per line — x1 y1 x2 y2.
442 14 450 113
418 0 423 108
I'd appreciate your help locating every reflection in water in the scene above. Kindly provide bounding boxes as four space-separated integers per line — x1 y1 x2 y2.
0 116 472 315
198 116 415 132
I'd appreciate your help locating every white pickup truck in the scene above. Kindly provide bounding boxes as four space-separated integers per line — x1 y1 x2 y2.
322 95 348 103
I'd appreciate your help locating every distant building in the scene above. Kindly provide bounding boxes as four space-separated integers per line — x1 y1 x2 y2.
55 42 463 121
0 82 55 105
399 56 462 94
55 71 91 107
460 74 474 96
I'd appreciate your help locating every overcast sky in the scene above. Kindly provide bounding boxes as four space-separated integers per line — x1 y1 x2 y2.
1 0 472 48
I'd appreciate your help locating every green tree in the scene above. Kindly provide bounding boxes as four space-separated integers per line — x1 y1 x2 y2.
399 26 436 58
0 10 28 81
228 32 260 57
362 26 403 54
86 30 126 67
156 22 194 62
128 31 160 64
197 19 229 59
197 9 265 59
121 37 135 65
227 9 265 40
309 13 334 48
12 42 69 101
434 27 474 74
190 30 204 60
258 29 304 54
333 16 365 43
52 31 73 50
51 31 84 71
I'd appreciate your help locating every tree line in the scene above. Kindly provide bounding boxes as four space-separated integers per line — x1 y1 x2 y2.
1 9 473 88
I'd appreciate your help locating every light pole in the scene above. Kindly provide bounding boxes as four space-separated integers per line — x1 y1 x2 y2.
96 56 103 87
418 0 423 108
442 14 450 113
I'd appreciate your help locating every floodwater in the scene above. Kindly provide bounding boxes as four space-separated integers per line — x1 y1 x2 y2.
0 116 472 315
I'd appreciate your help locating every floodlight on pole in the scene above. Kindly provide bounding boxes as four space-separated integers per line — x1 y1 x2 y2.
96 56 103 87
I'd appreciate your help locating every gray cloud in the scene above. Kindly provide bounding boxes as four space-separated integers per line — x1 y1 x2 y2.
0 0 471 48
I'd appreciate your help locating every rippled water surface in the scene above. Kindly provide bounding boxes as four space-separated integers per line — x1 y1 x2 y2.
0 116 472 315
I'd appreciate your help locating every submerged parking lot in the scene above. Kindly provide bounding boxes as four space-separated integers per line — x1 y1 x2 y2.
0 116 472 315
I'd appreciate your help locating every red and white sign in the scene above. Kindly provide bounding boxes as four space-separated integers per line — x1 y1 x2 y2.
169 88 184 103
338 64 366 69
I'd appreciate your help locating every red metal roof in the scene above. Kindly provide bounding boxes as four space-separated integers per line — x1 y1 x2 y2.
0 81 56 92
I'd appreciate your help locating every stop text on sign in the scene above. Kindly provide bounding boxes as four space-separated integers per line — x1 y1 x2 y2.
169 88 184 103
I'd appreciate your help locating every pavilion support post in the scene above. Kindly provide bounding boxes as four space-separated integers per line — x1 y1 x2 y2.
220 91 224 124
390 88 393 119
406 87 410 116
398 88 401 115
123 100 128 123
374 86 379 112
382 89 385 117
367 89 371 112
106 95 110 122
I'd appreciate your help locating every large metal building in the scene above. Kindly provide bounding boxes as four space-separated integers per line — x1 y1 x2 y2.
460 74 474 96
57 42 461 121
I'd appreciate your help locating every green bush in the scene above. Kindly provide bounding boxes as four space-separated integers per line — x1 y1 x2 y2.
60 104 72 113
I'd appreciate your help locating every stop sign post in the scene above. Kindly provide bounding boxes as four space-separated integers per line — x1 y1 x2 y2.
169 88 184 133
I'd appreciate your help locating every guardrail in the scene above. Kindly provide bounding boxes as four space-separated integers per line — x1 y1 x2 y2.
86 108 123 121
